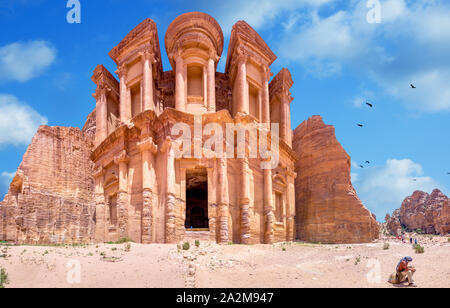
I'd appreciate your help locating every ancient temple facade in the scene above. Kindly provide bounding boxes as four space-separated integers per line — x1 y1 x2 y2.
91 13 296 244
0 12 379 245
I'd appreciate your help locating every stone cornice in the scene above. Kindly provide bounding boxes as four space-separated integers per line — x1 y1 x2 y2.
109 18 163 74
114 150 129 164
269 68 294 104
225 21 277 76
91 65 119 99
92 166 105 178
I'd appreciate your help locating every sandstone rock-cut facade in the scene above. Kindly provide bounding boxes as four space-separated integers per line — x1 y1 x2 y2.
293 116 379 244
386 189 450 235
0 12 379 245
0 126 95 244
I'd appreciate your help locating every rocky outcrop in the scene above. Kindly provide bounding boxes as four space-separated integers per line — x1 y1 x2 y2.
293 116 379 244
385 189 450 235
0 126 95 244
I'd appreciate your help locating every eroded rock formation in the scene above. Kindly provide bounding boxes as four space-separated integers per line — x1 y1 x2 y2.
385 189 450 235
293 116 379 244
0 125 95 244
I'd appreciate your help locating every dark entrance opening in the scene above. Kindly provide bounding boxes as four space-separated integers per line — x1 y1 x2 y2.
185 169 208 229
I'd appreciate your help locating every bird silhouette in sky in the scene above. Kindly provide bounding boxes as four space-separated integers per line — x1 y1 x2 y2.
359 165 364 169
366 102 373 108
357 124 364 128
410 84 417 89
413 179 417 182
447 172 450 175
365 161 370 164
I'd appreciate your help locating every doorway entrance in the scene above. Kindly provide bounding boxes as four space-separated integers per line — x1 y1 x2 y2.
185 169 208 229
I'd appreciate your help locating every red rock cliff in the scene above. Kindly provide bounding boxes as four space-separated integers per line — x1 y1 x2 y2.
293 116 379 243
0 126 95 244
385 189 449 235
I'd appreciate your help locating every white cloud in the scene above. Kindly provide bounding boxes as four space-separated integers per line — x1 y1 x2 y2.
0 94 48 146
353 158 444 220
209 0 334 35
0 171 15 198
278 0 450 112
0 40 56 82
1 171 15 186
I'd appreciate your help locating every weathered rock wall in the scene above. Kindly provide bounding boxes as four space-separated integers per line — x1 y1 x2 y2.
386 189 449 235
293 116 379 244
0 126 95 244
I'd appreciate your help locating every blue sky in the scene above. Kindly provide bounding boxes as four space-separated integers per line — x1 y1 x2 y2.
0 0 449 221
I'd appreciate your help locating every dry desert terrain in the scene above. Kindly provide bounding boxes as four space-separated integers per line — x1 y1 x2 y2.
0 235 449 288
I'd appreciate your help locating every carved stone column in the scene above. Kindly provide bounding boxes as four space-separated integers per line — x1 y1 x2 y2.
114 150 129 239
286 170 296 241
217 157 229 244
137 136 157 244
240 157 251 244
236 55 248 114
175 54 186 111
142 51 155 112
263 166 274 244
286 96 293 147
94 85 108 146
162 137 177 243
280 96 288 142
93 167 106 242
207 57 216 112
117 66 131 123
207 166 216 241
262 67 271 128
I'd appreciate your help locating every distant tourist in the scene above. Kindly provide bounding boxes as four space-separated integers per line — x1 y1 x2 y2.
414 239 418 245
410 237 413 244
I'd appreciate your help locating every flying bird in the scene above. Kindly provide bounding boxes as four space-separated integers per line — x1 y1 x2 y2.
365 161 370 164
359 165 365 169
410 84 416 89
447 172 450 175
413 179 417 182
357 124 364 128
366 102 373 108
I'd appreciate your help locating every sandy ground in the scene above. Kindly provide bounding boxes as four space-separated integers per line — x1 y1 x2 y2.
0 235 449 288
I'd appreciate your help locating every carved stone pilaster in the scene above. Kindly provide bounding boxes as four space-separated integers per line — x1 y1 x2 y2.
161 137 177 243
264 167 274 244
240 157 251 244
218 158 229 244
286 216 294 242
117 191 128 239
141 188 153 244
114 150 129 239
165 193 176 243
95 193 106 242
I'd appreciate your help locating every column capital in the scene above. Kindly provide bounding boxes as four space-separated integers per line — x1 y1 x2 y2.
93 84 110 100
208 50 220 63
114 150 129 164
161 136 173 153
115 65 127 79
262 66 273 83
140 50 156 63
93 166 105 178
137 137 158 155
236 54 249 66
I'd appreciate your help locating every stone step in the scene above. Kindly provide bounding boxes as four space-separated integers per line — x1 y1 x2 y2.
183 230 211 242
